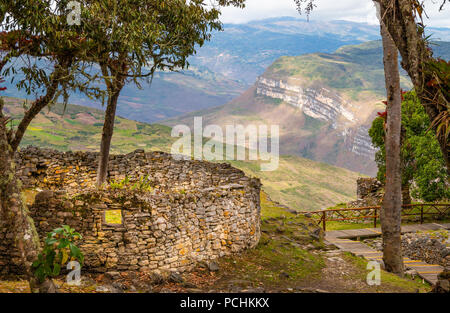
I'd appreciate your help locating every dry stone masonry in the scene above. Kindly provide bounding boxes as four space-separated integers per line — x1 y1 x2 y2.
347 177 383 208
0 147 261 276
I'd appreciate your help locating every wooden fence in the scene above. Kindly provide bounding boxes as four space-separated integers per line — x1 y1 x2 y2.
300 203 450 232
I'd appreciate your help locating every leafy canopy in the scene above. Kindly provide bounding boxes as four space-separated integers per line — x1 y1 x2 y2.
65 0 247 89
369 91 449 202
0 1 104 102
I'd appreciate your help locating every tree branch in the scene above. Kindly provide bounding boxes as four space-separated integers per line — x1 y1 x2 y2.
9 58 72 152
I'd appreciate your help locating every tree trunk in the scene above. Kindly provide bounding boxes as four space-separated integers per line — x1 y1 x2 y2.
376 0 449 174
96 81 124 186
401 181 412 206
380 23 404 276
96 57 127 186
0 58 70 292
0 117 41 292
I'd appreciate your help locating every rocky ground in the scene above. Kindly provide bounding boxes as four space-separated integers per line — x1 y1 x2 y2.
363 230 450 268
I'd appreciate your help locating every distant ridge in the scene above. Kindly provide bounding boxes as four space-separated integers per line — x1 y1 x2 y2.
164 39 450 176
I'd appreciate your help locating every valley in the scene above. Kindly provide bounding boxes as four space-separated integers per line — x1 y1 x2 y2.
164 40 450 176
3 97 359 211
1 6 448 297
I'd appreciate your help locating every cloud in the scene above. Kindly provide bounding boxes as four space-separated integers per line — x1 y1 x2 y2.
219 0 450 28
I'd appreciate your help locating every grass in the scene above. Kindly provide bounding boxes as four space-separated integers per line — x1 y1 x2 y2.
4 97 175 155
260 192 296 220
229 156 359 211
342 252 432 293
214 193 432 292
215 192 326 289
218 231 325 288
266 41 413 100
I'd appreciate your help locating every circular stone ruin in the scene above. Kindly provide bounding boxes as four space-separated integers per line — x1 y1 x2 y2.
0 147 261 276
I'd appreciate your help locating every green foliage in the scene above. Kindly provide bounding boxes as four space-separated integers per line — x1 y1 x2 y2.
369 91 449 202
66 0 247 97
131 175 153 192
424 58 450 143
32 225 84 283
109 175 153 192
1 1 105 104
369 117 387 182
109 176 131 190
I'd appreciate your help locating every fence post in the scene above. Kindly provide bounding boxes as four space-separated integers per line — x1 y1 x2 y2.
322 211 326 232
420 206 424 224
374 208 377 228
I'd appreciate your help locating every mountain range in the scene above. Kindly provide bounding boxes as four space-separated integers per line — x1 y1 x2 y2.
3 17 450 183
4 17 449 124
164 39 450 176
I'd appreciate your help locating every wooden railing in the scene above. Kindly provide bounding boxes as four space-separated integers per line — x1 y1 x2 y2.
300 203 450 232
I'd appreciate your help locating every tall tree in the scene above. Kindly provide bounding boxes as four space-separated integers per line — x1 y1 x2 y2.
295 0 405 274
0 0 101 291
74 0 247 186
374 0 449 174
0 41 68 295
378 21 404 275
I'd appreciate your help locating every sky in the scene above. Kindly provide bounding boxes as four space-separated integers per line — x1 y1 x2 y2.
219 0 450 28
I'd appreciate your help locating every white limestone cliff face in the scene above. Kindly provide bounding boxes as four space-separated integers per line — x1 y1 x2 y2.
256 76 377 160
256 77 355 124
347 126 378 159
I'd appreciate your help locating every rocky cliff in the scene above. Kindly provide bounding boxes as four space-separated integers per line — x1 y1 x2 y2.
164 41 400 175
256 77 355 124
255 76 378 163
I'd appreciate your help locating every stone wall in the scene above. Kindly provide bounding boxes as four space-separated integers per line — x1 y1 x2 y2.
347 177 414 208
347 177 383 208
14 146 255 192
0 147 261 276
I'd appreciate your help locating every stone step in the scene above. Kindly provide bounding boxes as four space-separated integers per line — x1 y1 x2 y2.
325 222 447 286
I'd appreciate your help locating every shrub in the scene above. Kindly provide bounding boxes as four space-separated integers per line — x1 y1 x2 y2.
32 225 84 283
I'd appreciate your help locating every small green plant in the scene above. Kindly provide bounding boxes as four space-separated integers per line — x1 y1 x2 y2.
32 225 84 283
109 175 153 192
131 174 153 192
109 176 131 190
